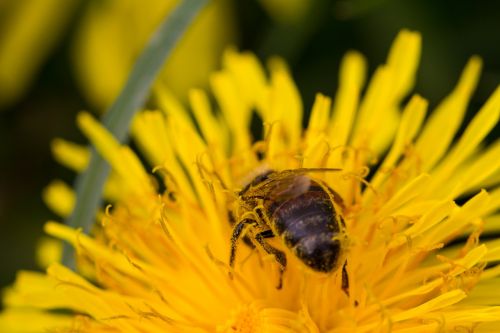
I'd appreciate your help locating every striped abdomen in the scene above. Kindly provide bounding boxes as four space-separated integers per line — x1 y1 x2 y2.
269 184 343 272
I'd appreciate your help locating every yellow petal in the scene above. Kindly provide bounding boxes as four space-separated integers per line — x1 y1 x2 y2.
385 30 421 101
414 56 482 171
425 86 500 197
35 237 63 268
223 48 267 111
0 308 72 333
77 112 154 196
366 94 428 197
42 180 75 218
131 110 196 201
51 138 90 172
351 30 421 156
266 57 303 147
392 290 466 322
329 51 366 147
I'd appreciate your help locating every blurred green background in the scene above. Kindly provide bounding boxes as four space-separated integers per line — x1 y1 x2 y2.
1 0 499 292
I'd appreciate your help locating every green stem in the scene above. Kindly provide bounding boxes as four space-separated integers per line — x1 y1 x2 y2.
63 0 208 267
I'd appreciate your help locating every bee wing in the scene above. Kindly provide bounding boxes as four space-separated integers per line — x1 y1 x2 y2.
264 168 341 194
240 168 341 200
259 173 311 201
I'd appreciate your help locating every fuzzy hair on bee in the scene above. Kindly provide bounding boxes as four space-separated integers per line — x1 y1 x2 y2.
228 168 348 289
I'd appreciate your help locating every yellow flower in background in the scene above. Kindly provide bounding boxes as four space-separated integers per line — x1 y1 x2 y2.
73 0 235 110
2 30 500 332
0 0 234 110
0 0 76 109
0 0 311 111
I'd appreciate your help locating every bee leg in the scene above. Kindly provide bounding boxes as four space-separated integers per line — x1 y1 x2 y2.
229 219 256 275
259 229 274 239
228 211 236 226
255 232 287 289
341 261 349 296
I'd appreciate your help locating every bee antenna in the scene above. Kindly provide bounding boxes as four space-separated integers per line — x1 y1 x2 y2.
291 167 343 173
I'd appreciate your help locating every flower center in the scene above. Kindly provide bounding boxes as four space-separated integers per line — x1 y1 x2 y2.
218 304 262 333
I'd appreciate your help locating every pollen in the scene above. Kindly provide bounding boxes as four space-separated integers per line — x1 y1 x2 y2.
218 303 262 333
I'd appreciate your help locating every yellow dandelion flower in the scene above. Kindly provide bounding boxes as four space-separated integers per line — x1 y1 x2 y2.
3 29 500 333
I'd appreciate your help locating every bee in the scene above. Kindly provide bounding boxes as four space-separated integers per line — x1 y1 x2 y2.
229 168 347 289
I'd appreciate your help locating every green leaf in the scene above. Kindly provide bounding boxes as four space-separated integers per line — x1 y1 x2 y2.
63 0 208 266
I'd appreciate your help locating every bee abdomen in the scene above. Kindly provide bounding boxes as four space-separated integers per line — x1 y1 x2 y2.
271 189 343 272
293 233 341 272
272 190 337 236
280 210 333 247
